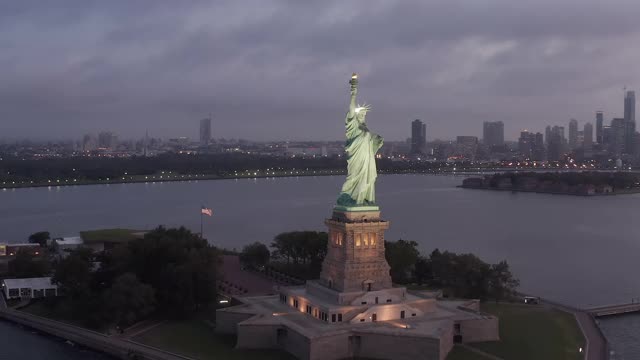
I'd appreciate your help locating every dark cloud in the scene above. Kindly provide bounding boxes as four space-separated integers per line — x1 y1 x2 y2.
1 0 640 141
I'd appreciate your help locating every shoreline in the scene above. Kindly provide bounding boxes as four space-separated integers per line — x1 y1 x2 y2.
0 169 485 190
0 307 193 360
458 185 640 196
3 168 629 191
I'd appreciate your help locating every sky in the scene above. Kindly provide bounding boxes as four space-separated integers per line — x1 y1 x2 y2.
2 0 640 142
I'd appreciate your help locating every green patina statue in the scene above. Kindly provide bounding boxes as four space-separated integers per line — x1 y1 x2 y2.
336 74 383 208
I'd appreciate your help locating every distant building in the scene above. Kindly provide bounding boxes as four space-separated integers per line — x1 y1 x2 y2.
596 111 604 144
624 91 636 155
518 131 534 159
518 131 544 160
602 126 612 147
98 131 116 149
545 125 552 146
583 123 593 151
200 118 212 145
533 132 545 161
0 243 41 258
547 126 566 161
410 119 426 154
455 136 478 160
53 236 84 252
568 119 578 150
482 121 504 148
610 118 626 157
82 134 97 152
625 90 635 123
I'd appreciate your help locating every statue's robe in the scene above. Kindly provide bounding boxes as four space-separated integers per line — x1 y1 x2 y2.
337 111 383 206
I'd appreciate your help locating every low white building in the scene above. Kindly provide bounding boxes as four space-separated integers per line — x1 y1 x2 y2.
2 277 58 300
54 236 84 251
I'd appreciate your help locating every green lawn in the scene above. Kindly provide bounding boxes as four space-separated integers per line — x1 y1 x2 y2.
132 319 296 360
446 345 493 360
79 228 144 244
19 299 108 333
470 303 585 360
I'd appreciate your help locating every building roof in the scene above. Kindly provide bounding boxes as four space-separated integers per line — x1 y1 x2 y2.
1 243 39 247
2 277 56 289
56 236 83 245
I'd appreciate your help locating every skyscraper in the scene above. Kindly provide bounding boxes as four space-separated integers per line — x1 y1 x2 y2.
545 125 551 146
568 119 578 150
518 131 533 159
410 119 426 154
533 132 545 161
200 118 212 145
547 126 566 161
596 111 604 144
610 118 626 157
483 121 504 148
583 123 593 150
624 91 636 154
625 91 635 123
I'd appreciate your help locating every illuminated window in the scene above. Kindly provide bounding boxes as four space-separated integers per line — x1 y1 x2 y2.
363 233 369 246
333 232 343 246
355 234 361 247
370 233 377 246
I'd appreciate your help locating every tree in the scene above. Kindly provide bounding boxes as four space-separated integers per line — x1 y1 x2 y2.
271 231 327 266
8 249 49 278
28 231 50 246
384 240 420 284
413 256 432 285
488 261 520 302
105 273 155 328
240 242 270 268
450 253 491 300
103 226 218 317
52 248 94 300
270 231 328 279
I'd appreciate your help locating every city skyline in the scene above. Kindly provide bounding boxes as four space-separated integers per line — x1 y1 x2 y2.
2 1 640 141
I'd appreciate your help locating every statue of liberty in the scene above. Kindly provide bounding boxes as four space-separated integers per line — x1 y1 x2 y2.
336 74 383 207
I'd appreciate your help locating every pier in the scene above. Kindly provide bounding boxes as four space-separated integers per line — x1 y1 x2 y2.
586 303 640 317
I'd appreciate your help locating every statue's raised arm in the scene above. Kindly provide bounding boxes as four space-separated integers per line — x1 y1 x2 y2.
348 73 358 119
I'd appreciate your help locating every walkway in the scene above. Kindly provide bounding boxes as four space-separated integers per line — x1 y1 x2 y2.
541 299 607 360
219 255 278 296
586 302 640 317
459 344 504 360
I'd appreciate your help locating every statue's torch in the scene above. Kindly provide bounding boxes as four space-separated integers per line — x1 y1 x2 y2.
350 73 358 91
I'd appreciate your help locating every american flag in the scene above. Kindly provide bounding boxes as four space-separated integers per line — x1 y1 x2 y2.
201 207 213 216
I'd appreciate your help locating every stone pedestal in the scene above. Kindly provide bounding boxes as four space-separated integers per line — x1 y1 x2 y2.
319 208 392 293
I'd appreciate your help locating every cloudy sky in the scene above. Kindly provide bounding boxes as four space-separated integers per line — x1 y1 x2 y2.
2 0 639 141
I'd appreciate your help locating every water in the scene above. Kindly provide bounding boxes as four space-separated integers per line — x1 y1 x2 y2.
0 320 112 359
1 174 639 356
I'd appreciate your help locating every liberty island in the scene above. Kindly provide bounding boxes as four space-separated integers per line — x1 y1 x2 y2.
216 75 499 360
